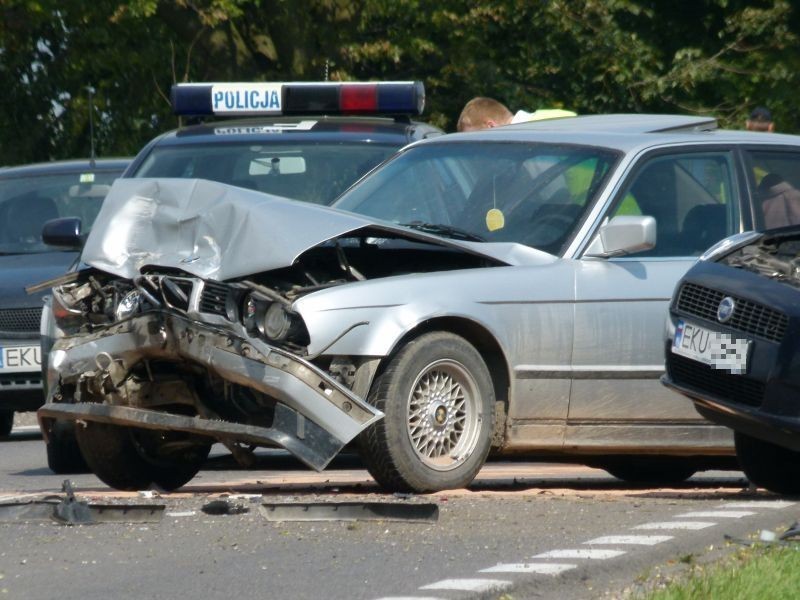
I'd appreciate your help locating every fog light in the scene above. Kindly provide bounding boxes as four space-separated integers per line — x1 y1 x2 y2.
115 290 142 321
260 302 292 342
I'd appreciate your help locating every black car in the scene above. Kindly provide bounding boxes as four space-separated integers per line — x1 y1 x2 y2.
663 227 800 494
125 81 442 203
0 159 129 437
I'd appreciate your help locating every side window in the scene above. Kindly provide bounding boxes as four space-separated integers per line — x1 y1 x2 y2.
608 152 738 257
745 150 800 230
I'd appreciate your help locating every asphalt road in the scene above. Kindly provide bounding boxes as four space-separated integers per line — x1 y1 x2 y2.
0 425 797 600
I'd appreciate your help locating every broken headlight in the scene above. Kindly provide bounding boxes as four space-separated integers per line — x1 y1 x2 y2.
241 293 306 345
260 302 293 342
115 290 142 321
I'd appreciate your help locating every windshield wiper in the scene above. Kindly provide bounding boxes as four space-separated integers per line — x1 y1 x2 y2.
400 221 485 242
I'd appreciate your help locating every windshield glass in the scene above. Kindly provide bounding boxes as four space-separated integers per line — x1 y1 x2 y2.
0 169 122 255
333 142 620 255
133 142 398 205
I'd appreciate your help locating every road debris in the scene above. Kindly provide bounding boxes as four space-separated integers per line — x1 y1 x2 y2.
201 498 250 515
0 480 165 525
260 501 439 523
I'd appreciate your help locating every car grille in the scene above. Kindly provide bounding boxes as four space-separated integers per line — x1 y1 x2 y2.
199 281 229 317
0 307 43 334
675 282 788 343
666 353 765 408
160 277 194 311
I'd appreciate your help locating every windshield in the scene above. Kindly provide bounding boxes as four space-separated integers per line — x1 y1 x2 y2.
333 142 620 255
0 169 122 255
133 142 398 205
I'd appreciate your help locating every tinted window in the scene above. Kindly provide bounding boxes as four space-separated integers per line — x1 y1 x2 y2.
334 142 618 255
608 152 739 256
133 142 397 205
0 170 122 255
745 150 800 230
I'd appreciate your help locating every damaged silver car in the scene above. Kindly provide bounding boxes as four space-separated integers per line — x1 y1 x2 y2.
42 114 796 493
39 178 506 492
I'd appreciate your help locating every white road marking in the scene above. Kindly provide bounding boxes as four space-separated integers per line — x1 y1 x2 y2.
720 501 795 509
676 510 755 519
165 511 197 517
532 549 626 560
634 521 716 531
420 579 511 592
480 563 576 575
584 535 672 546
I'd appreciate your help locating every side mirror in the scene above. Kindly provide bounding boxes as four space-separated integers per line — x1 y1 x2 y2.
42 217 84 250
585 215 656 258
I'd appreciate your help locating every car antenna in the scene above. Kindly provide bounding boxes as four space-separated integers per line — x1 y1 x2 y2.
86 85 96 167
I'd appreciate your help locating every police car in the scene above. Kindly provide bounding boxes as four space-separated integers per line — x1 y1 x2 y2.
125 81 442 204
0 159 129 440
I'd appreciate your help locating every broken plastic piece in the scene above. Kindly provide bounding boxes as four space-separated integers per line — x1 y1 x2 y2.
260 501 439 522
201 499 250 515
53 480 94 525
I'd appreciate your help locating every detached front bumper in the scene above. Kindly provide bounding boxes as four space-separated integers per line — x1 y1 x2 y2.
39 311 383 470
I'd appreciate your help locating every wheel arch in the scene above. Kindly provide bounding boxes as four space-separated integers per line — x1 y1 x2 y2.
381 316 511 410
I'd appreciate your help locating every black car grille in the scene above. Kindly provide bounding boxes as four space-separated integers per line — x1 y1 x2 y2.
199 281 229 317
160 277 194 311
0 307 43 334
676 282 788 343
667 353 765 408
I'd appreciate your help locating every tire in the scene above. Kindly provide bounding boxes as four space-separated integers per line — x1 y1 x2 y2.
358 331 495 493
735 431 800 495
603 457 697 484
76 421 211 491
45 420 90 474
0 410 13 437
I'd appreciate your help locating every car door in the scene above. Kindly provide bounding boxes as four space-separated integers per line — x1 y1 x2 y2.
567 149 743 450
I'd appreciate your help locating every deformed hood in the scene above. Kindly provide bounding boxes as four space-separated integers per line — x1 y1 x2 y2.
82 178 555 281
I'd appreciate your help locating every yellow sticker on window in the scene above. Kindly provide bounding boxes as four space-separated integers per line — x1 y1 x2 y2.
485 208 505 231
79 173 95 183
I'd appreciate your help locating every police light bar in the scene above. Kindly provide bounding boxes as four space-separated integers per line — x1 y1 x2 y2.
171 81 425 117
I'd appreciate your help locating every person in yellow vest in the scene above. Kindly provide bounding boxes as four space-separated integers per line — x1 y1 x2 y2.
456 97 576 132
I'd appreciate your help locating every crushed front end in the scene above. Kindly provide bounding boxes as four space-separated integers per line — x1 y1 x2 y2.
40 269 383 483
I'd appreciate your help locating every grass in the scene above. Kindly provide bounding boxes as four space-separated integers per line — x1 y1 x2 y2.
642 543 800 599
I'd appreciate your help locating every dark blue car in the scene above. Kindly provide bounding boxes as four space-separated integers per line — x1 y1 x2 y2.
0 159 129 437
663 226 800 494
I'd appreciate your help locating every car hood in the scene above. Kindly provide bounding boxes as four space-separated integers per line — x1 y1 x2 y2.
0 251 77 307
81 178 556 281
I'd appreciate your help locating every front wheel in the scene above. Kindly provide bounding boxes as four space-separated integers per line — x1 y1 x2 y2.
76 421 211 491
358 332 496 493
735 432 800 495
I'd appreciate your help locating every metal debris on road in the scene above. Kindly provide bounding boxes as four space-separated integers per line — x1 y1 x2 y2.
259 501 439 523
0 480 165 525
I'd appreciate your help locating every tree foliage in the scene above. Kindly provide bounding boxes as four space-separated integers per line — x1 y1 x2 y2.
1 0 798 165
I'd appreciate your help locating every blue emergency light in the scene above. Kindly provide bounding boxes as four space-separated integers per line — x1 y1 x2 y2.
171 81 425 117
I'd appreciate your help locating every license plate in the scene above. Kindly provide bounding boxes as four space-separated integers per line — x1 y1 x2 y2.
672 319 750 374
0 345 42 373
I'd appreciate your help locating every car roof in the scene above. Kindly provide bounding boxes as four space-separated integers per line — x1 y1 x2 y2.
150 115 443 148
438 114 800 154
0 158 132 178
